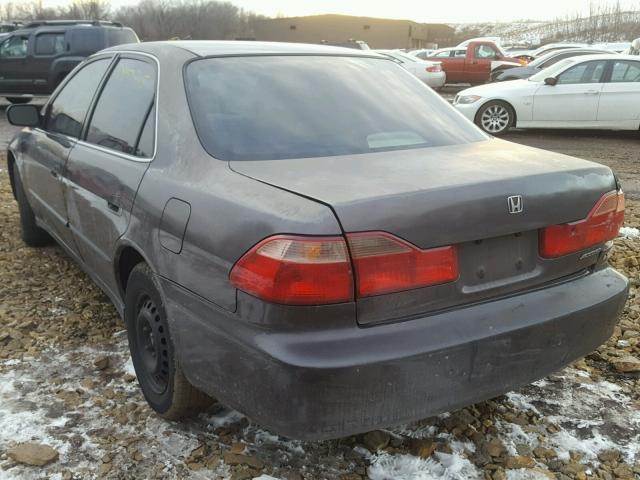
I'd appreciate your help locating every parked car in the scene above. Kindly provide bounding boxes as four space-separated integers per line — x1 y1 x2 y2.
375 49 445 88
0 20 138 103
7 41 628 440
408 48 435 60
625 38 640 55
453 54 640 135
492 48 613 82
528 43 587 59
425 41 521 84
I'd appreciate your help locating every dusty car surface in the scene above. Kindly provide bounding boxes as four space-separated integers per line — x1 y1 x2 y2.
6 41 628 440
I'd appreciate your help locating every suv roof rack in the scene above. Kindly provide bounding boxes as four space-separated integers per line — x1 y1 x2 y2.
23 20 123 28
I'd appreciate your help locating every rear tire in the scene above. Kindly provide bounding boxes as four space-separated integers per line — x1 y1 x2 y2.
12 163 52 247
124 263 213 419
6 97 31 104
475 100 515 136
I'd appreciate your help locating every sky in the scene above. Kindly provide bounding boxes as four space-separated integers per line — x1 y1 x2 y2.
31 0 640 23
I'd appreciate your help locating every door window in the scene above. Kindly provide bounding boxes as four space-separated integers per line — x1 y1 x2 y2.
46 58 111 138
85 58 156 157
35 33 65 56
453 50 466 57
474 45 499 59
610 61 640 82
0 35 28 58
433 50 451 58
557 60 607 84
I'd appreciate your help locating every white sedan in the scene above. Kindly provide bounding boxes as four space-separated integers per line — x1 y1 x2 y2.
375 50 446 89
453 54 640 135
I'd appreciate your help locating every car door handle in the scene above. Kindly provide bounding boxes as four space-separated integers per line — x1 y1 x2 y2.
50 169 59 178
584 90 600 95
107 201 121 214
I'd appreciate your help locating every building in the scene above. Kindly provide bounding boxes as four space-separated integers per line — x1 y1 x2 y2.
251 14 455 50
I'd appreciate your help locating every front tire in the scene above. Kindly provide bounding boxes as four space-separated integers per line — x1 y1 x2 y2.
475 100 515 136
124 263 213 419
12 163 52 246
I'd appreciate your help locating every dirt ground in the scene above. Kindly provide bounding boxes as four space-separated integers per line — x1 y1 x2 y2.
0 103 639 480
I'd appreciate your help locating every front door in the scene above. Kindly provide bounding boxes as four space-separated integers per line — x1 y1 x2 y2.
0 34 31 93
20 56 112 252
532 59 607 124
65 55 156 296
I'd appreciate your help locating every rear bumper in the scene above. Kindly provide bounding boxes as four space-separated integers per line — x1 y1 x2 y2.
424 71 446 88
161 267 627 440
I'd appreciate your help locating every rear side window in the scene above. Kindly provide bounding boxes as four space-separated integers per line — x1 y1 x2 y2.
186 56 487 161
69 29 101 54
46 58 111 138
35 33 65 55
86 58 156 157
107 29 139 46
610 61 640 82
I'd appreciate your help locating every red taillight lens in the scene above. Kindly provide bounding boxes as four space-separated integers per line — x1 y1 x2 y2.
426 64 442 73
229 235 353 305
540 190 624 258
347 232 458 297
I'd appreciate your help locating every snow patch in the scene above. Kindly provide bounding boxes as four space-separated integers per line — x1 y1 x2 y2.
619 226 640 238
368 452 480 480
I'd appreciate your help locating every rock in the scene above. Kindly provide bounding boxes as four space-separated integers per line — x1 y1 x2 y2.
7 442 59 466
598 449 622 463
612 465 634 479
222 452 264 470
410 439 436 458
93 355 110 370
362 430 390 451
481 437 507 458
123 373 136 382
504 456 536 469
612 355 640 373
533 447 557 459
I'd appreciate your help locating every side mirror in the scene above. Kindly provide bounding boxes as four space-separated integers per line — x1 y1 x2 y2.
6 104 41 127
544 77 558 86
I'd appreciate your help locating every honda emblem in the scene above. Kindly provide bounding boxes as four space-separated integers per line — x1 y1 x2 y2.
507 195 523 214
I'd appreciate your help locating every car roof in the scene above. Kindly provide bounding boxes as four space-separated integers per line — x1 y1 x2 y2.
568 53 638 62
105 40 383 58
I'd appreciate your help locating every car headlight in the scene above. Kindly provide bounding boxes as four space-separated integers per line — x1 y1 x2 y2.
456 95 482 105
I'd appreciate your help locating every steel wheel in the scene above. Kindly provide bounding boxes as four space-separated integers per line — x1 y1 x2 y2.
134 295 170 395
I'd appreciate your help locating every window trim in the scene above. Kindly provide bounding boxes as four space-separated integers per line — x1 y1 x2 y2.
40 54 116 140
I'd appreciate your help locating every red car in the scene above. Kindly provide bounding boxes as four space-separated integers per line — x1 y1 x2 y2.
427 41 522 84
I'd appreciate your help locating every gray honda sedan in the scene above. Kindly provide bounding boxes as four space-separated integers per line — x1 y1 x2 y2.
6 41 628 440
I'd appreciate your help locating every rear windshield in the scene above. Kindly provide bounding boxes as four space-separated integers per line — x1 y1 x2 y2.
185 55 487 161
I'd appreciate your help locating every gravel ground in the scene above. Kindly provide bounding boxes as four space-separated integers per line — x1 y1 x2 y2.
0 105 639 480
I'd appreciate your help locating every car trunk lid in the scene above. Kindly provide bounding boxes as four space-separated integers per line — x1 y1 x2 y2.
230 138 617 324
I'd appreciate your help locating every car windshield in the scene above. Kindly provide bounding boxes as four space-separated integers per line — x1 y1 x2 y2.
186 55 487 161
528 51 563 68
529 58 575 82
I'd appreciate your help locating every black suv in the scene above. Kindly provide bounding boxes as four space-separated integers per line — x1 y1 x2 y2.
0 20 138 103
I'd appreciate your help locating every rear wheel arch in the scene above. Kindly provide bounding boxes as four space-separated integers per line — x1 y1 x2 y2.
116 245 148 298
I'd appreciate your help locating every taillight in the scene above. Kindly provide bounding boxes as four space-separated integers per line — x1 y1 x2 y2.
229 235 353 305
426 64 442 73
540 190 624 258
347 232 458 297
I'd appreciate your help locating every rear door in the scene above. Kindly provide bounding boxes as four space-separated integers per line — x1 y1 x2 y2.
597 59 640 127
21 55 112 253
30 30 67 93
64 54 156 296
532 59 607 124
